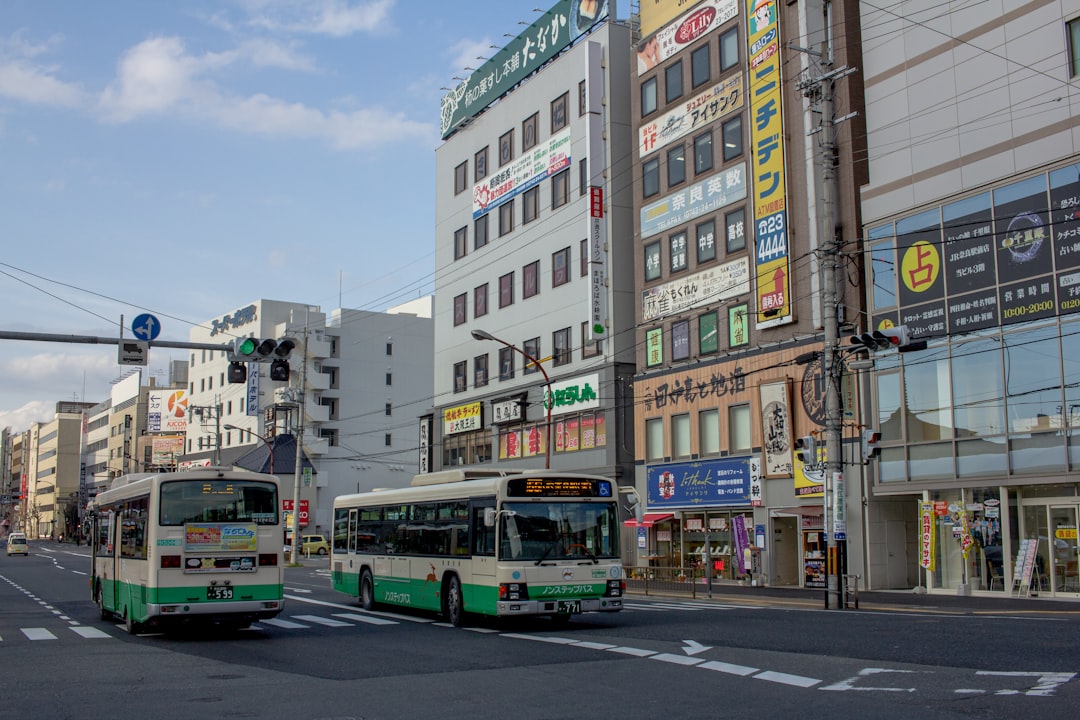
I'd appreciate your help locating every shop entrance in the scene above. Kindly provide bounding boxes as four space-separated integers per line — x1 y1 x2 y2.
1020 502 1080 595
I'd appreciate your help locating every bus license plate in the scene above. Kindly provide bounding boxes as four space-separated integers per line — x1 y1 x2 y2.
207 586 233 600
557 600 581 614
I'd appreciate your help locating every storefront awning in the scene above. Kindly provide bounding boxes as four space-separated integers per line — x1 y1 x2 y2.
623 513 674 528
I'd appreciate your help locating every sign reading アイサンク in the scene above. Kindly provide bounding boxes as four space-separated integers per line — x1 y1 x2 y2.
746 0 792 329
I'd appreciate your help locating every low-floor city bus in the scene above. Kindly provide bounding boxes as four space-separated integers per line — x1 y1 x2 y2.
88 467 285 633
331 469 625 625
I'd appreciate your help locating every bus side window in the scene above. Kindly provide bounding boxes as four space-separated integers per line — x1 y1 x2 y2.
471 504 495 556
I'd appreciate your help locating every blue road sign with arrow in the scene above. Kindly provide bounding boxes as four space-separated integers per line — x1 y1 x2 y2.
132 313 161 342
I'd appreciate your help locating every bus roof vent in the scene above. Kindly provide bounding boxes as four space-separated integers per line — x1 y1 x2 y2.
410 469 515 486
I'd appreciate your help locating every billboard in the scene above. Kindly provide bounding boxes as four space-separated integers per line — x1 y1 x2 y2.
147 389 188 433
472 128 571 218
440 0 610 138
639 0 705 38
637 0 738 75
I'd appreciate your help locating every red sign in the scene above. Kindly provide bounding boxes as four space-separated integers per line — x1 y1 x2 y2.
282 499 310 527
590 186 604 218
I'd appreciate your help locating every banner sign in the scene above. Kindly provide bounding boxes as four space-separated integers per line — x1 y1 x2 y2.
184 523 258 553
472 128 571 218
639 73 743 157
640 162 746 239
637 0 739 75
147 389 188 433
646 457 752 508
919 501 935 571
443 401 483 435
441 0 609 138
641 256 750 322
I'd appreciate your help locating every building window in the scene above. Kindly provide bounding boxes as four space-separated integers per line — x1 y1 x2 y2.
523 112 538 151
579 79 587 115
553 246 570 286
699 408 720 456
552 168 570 209
453 293 467 326
454 161 467 194
453 361 467 393
474 214 489 249
581 321 602 358
697 219 716 263
691 44 710 88
386 372 392 386
665 60 683 103
499 347 514 380
720 27 739 71
672 413 691 459
699 310 718 354
474 354 489 388
385 433 392 447
579 158 588 196
523 337 541 374
729 403 751 454
524 260 540 299
672 320 690 361
454 226 468 260
386 342 393 355
385 402 392 416
643 157 660 198
1071 18 1080 76
474 283 488 317
551 91 568 132
580 238 589 277
694 131 713 175
499 272 514 308
726 207 746 252
641 76 657 116
475 146 488 181
499 200 514 236
553 327 572 367
667 144 686 187
499 129 514 166
523 185 539 224
723 115 743 161
646 417 664 461
644 241 661 282
670 231 688 273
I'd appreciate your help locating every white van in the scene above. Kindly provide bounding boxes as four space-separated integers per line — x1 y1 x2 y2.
6 532 28 556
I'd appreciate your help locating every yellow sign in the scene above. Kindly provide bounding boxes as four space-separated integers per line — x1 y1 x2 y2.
639 0 705 37
443 401 482 435
900 240 942 294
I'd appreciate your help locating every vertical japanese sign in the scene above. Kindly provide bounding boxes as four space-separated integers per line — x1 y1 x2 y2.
919 501 935 571
585 41 609 343
759 379 792 477
746 0 792 328
246 368 259 417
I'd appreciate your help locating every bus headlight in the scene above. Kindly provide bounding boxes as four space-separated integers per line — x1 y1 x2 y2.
499 582 529 601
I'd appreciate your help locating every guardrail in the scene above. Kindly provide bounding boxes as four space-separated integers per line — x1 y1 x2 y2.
624 565 762 598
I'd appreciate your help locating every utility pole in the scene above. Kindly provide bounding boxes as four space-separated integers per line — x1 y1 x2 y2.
288 317 308 563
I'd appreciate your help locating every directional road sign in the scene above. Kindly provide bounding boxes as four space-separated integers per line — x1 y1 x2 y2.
119 340 149 366
131 313 161 342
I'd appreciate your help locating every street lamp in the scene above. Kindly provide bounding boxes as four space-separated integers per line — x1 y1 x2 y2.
471 329 552 469
224 424 274 475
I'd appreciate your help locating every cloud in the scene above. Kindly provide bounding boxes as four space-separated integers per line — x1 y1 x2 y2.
0 400 57 433
237 38 317 71
243 0 395 38
448 37 495 77
98 36 435 149
0 31 86 107
0 351 119 431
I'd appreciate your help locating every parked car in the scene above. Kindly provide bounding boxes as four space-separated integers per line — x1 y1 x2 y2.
285 535 329 556
6 532 28 556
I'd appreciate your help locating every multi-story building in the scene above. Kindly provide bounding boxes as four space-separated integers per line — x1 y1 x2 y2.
24 402 93 539
183 298 433 536
432 2 638 501
628 0 867 588
858 1 1080 596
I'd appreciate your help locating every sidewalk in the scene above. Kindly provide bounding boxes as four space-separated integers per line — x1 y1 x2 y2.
626 578 1080 614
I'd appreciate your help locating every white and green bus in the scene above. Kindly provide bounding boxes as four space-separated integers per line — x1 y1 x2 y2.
89 467 285 633
331 469 625 626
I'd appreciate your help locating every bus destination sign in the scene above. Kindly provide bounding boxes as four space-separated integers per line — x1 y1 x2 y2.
508 478 611 498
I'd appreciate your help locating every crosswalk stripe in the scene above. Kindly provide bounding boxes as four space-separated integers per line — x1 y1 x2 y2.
258 618 310 629
292 614 353 627
332 613 399 626
22 628 58 640
70 626 112 639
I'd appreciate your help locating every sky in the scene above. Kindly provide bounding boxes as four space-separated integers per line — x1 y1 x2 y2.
0 0 598 433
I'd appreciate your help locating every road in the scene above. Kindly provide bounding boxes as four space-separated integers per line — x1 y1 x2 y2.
1 541 1078 720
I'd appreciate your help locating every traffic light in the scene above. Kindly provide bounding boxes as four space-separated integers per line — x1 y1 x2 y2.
794 435 817 465
849 324 911 351
228 337 296 384
862 428 882 463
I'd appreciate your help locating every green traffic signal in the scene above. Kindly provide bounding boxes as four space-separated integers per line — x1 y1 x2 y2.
235 337 258 357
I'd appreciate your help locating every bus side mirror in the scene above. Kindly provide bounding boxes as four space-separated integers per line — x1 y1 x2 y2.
484 508 496 527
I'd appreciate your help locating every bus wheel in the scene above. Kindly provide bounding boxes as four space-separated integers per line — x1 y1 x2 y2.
124 608 142 635
95 584 110 622
360 569 376 611
445 575 464 627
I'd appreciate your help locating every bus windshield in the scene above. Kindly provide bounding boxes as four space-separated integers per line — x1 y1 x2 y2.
158 480 279 526
499 501 619 562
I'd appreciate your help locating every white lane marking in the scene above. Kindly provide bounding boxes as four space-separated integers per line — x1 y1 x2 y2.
332 613 399 626
573 641 618 650
649 653 705 667
700 660 759 676
292 614 353 627
682 639 711 655
259 618 311 629
284 587 312 594
754 670 820 688
820 668 917 693
465 627 500 634
284 594 434 623
501 633 577 645
22 628 58 641
606 646 657 657
977 671 1077 697
70 626 112 639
